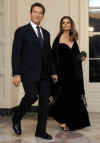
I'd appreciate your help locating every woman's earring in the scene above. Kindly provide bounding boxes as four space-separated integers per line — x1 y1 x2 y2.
61 28 64 33
70 29 73 35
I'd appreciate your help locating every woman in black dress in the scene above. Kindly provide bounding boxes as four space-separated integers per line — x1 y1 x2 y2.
50 16 90 131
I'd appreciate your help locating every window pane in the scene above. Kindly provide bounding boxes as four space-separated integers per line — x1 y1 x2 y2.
89 12 100 32
89 35 100 58
89 0 100 7
89 0 100 82
89 60 100 82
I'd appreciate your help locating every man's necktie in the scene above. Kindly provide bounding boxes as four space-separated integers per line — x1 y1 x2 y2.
36 26 44 48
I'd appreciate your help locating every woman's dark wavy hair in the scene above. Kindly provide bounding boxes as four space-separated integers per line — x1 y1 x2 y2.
57 16 78 41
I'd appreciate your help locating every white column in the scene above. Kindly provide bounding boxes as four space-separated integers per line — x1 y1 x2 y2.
80 0 89 100
0 0 21 108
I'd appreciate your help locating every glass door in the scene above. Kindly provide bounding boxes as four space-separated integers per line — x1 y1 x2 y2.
89 0 100 82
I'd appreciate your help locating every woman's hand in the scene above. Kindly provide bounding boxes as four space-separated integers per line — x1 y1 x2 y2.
81 56 86 61
80 51 87 61
12 75 21 87
51 74 58 81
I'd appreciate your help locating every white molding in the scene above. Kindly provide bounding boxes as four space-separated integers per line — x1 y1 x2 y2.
0 10 4 14
0 39 6 44
0 68 4 75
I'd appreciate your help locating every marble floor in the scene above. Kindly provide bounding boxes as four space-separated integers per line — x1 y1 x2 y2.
0 113 100 143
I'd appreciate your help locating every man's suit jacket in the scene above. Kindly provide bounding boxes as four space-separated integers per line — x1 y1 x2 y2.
12 23 55 84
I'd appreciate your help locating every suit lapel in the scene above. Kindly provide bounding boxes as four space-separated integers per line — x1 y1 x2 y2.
27 24 47 48
28 23 38 40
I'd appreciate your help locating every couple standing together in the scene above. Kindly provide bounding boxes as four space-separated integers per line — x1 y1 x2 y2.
12 2 90 140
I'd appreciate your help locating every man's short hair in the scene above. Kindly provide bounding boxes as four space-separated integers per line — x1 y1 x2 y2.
30 2 45 15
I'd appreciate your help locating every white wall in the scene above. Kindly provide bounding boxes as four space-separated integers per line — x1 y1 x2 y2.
0 0 100 112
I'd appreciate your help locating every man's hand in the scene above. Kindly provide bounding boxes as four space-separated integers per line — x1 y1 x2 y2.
51 74 58 81
12 75 21 87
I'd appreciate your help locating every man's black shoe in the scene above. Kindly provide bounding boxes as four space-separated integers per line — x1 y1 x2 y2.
35 132 53 140
12 119 22 135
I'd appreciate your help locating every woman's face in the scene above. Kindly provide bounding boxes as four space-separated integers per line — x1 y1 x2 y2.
61 18 71 31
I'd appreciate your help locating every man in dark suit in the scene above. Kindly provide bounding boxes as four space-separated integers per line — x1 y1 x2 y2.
12 2 58 140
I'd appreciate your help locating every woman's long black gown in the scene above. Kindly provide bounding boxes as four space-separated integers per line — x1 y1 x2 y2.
49 37 90 131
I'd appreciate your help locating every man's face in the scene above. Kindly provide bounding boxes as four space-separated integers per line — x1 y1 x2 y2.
30 6 44 25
